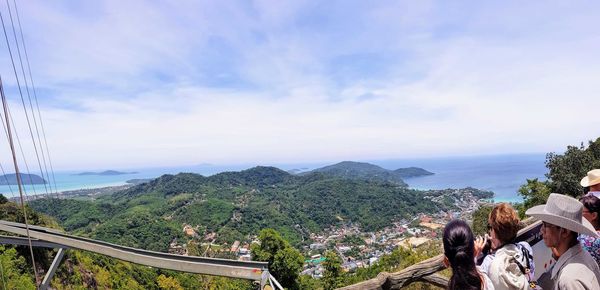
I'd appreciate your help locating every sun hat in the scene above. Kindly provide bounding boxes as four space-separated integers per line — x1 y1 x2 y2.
525 193 598 237
581 169 600 187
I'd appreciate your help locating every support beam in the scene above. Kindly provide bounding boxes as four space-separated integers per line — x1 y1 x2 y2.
0 235 68 249
40 248 65 290
261 270 270 290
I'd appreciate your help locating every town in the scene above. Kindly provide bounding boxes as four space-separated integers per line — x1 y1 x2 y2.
166 187 490 279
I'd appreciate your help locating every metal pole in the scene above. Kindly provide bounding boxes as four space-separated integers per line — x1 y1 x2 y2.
39 248 65 290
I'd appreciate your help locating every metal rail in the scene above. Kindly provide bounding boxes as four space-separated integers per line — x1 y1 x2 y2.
0 234 68 249
0 220 268 281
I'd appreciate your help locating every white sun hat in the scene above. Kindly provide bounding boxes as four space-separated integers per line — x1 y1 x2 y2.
525 193 598 237
581 169 600 187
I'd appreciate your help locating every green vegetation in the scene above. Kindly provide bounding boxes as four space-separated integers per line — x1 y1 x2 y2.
0 245 36 289
251 229 304 289
175 199 235 231
51 250 252 290
471 205 493 236
20 162 462 289
393 167 434 178
0 195 253 290
308 242 443 290
322 251 343 290
518 137 600 214
307 161 410 186
31 166 453 250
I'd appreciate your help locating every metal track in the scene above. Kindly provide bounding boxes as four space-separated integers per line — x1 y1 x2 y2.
0 220 268 280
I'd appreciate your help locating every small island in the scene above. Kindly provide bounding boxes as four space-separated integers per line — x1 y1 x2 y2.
0 173 46 185
74 170 138 176
394 167 434 178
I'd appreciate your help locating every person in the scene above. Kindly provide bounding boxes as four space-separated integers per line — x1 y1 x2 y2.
582 169 600 197
526 193 600 289
579 193 600 267
475 203 534 290
443 219 494 290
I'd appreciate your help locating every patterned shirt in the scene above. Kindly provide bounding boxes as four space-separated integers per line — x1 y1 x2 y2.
578 231 600 268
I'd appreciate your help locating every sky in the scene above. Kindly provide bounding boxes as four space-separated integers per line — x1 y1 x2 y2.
0 1 599 170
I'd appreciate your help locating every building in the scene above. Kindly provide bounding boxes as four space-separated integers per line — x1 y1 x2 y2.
230 240 240 253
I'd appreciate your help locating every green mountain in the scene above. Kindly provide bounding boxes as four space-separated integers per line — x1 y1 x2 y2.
306 161 412 186
0 173 46 185
30 165 477 251
394 167 434 178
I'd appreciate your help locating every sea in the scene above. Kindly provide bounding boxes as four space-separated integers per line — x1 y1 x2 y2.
0 153 547 203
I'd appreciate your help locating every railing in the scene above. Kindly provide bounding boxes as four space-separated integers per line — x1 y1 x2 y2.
0 220 286 290
338 218 548 290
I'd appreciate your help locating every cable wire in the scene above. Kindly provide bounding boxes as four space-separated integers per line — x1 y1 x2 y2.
10 0 58 196
4 0 50 198
0 77 38 285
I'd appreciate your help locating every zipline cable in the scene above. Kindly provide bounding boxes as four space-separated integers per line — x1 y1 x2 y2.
0 77 38 285
4 0 50 198
10 0 58 196
0 9 38 199
0 101 33 199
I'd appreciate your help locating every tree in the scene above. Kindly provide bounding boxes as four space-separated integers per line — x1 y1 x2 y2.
322 251 343 290
545 137 600 197
251 229 288 266
0 245 36 289
251 229 304 289
471 205 492 236
519 137 600 214
157 274 184 290
517 179 551 219
271 247 304 288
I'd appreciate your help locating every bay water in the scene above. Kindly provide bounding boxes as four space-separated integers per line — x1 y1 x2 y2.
1 153 547 202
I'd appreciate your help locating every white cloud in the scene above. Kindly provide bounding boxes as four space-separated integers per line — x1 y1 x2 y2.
0 1 598 170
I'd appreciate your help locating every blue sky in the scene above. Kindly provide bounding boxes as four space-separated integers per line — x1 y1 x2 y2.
0 1 599 170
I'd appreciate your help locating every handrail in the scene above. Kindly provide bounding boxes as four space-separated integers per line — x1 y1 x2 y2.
338 218 544 290
0 220 268 281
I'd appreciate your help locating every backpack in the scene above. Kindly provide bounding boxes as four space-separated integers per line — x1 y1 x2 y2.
488 243 537 290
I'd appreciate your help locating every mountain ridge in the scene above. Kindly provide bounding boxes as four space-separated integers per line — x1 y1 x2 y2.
0 173 46 185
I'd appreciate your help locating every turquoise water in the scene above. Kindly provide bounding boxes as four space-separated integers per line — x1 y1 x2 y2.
371 153 547 202
1 153 547 202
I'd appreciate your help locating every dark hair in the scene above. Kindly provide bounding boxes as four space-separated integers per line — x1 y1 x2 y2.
443 220 482 290
580 195 600 229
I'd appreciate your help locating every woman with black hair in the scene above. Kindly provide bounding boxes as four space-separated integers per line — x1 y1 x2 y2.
443 219 494 290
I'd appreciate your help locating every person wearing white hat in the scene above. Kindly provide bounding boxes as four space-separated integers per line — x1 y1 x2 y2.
526 193 600 290
582 169 600 198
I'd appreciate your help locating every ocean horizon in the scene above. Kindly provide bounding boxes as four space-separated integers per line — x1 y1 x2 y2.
1 153 547 202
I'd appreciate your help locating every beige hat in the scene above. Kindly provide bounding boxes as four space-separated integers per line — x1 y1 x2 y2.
526 193 598 237
581 169 600 187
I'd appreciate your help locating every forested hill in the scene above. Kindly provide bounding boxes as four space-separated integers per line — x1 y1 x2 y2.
29 165 477 251
0 173 46 185
304 161 409 186
394 167 434 178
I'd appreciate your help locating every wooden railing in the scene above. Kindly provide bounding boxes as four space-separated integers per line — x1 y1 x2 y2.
338 218 544 290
